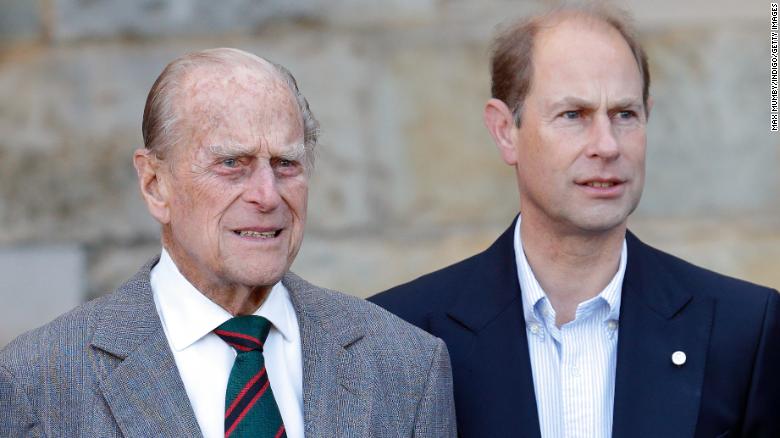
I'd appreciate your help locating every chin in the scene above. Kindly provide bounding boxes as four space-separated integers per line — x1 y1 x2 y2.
570 197 639 231
569 210 630 234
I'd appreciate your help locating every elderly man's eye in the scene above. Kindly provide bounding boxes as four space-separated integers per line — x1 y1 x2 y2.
616 110 636 119
222 158 239 168
275 158 299 168
273 158 303 176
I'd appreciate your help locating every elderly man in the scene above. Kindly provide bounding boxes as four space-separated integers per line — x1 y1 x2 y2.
371 6 779 438
0 48 455 437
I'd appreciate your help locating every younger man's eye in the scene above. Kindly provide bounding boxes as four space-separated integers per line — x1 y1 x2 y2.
562 110 580 119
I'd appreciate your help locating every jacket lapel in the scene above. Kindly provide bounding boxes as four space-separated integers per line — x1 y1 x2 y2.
283 273 371 437
90 258 203 437
444 217 542 438
612 232 714 438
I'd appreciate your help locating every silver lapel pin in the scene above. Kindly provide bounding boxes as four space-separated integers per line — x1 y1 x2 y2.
672 350 687 367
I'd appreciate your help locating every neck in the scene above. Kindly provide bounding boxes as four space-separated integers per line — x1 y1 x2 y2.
199 282 271 316
520 212 625 326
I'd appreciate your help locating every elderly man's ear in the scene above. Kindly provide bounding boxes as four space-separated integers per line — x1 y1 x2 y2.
133 148 171 225
484 98 520 166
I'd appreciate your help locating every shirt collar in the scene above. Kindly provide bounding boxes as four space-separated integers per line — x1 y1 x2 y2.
150 248 297 351
513 215 626 325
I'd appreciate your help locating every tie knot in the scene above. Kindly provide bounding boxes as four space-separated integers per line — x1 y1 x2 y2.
215 315 272 353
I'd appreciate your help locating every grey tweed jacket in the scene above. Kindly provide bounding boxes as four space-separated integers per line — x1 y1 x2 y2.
0 258 456 437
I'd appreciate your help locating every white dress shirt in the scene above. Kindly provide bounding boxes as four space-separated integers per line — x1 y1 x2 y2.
150 249 304 438
514 217 627 438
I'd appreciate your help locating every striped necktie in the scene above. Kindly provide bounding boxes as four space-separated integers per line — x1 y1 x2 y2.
215 315 287 438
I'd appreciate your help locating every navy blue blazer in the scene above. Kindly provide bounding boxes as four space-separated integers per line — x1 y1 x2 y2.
370 218 780 438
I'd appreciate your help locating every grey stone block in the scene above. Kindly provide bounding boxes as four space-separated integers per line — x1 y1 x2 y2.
52 0 316 41
0 0 41 41
628 0 765 28
51 0 441 41
359 36 520 229
638 28 778 216
0 45 172 244
0 245 85 347
628 216 780 290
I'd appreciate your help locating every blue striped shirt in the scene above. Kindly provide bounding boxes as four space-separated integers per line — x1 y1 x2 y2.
514 218 627 438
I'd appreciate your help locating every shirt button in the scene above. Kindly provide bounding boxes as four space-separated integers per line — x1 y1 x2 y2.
529 323 541 335
607 320 618 330
570 365 580 377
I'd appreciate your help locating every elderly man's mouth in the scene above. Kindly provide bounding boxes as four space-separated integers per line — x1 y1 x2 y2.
233 229 282 238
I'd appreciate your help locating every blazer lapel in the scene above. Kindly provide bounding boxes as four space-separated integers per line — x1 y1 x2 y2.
90 258 202 437
283 273 371 437
444 217 542 438
612 233 714 438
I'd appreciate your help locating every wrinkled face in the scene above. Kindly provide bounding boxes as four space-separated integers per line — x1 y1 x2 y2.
161 65 308 292
513 19 648 234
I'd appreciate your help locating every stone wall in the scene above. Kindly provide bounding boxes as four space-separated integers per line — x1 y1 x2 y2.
1 0 777 346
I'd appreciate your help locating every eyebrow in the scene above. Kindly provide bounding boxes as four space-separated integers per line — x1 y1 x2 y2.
277 142 306 161
205 142 307 161
550 96 596 111
548 96 643 111
607 98 643 109
205 143 257 158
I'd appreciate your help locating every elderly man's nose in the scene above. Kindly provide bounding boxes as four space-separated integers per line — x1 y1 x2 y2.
242 166 282 211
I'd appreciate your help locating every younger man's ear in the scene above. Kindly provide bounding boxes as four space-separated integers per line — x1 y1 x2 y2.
484 98 520 166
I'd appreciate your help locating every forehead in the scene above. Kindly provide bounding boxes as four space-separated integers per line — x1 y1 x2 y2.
529 17 642 101
177 64 304 151
186 61 283 99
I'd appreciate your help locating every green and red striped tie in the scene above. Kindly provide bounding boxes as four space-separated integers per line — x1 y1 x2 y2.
215 315 287 438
